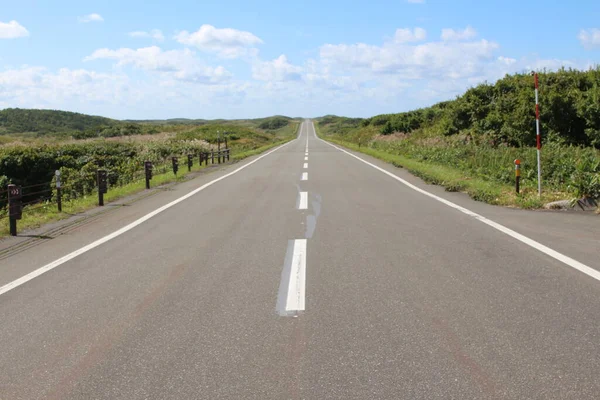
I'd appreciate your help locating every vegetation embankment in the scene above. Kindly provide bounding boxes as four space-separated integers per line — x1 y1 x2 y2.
0 112 298 236
316 68 600 209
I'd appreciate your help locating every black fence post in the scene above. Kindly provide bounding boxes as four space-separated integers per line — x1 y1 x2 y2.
8 184 22 236
145 161 153 189
172 157 179 176
97 170 107 206
187 154 193 172
9 217 16 236
211 151 214 164
218 134 221 163
55 170 62 212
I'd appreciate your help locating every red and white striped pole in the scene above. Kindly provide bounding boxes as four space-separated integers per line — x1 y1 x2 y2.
534 72 542 196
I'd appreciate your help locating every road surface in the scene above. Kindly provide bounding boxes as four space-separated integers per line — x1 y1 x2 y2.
1 120 600 399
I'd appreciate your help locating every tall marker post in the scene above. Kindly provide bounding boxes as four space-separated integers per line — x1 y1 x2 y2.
534 72 542 196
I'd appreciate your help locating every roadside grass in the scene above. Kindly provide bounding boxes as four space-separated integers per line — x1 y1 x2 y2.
0 135 295 238
315 118 599 211
231 137 293 161
268 121 301 139
321 135 566 209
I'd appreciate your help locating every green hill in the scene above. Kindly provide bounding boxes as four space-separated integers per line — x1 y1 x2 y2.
124 116 294 129
352 67 600 148
0 109 298 141
0 108 119 135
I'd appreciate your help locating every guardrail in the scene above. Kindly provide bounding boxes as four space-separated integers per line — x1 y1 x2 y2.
1 147 232 236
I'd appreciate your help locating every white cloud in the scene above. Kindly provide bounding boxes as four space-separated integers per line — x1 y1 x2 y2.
175 24 263 58
0 20 29 39
579 29 600 49
394 27 427 43
129 29 165 41
497 56 516 65
0 65 248 118
85 46 182 71
0 67 130 112
174 65 232 84
84 46 231 84
313 27 593 112
1 25 590 120
441 26 477 41
78 13 104 23
319 37 498 80
523 58 579 71
252 55 303 82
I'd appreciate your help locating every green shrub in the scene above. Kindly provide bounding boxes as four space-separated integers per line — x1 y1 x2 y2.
258 117 289 130
340 67 600 149
0 140 210 207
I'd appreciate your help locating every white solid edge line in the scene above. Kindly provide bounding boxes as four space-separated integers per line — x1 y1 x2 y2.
303 163 308 169
298 192 308 210
301 172 308 181
0 140 295 297
316 131 600 283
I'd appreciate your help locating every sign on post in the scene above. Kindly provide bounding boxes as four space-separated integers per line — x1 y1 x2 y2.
55 170 62 212
144 161 153 189
8 184 23 220
8 184 22 236
97 170 108 194
97 170 108 206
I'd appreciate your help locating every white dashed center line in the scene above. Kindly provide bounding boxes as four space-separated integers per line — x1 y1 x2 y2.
276 239 307 317
298 192 308 210
277 121 311 317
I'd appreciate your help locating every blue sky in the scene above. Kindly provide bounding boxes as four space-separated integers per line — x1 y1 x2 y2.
1 0 599 119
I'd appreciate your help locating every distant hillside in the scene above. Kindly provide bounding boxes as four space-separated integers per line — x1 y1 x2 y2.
0 108 297 139
0 108 118 134
124 115 294 128
123 118 211 125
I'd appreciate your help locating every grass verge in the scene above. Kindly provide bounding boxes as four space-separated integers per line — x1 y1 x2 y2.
0 137 295 238
231 138 292 161
323 136 567 209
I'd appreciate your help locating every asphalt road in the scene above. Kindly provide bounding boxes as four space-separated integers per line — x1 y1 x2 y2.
1 120 600 399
